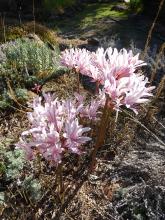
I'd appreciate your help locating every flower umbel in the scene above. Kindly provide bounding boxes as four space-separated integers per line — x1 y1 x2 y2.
17 94 92 164
61 47 154 113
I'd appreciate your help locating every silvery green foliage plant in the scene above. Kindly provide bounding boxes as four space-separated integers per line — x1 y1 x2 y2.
22 175 42 201
0 138 26 180
4 38 60 77
0 38 61 109
5 149 26 180
0 89 11 109
0 41 15 64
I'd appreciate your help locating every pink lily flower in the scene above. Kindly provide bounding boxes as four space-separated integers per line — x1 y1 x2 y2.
63 119 91 154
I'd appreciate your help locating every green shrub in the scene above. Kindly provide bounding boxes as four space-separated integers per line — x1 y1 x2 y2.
0 138 25 180
5 149 26 180
22 175 42 201
0 138 41 204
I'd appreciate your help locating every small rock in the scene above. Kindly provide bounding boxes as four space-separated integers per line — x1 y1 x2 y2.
111 4 128 12
25 33 43 45
27 91 38 102
59 43 69 51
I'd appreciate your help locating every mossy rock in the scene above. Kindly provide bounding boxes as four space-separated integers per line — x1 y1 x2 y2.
23 22 58 45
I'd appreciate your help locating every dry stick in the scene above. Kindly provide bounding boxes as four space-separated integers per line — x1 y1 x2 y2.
155 74 165 99
18 4 22 26
152 116 165 130
2 12 6 43
89 97 111 172
32 0 35 34
0 13 2 34
9 105 29 114
142 0 165 60
122 109 165 149
150 43 165 83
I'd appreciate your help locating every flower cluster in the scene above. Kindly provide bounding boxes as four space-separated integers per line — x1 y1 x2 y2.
17 47 155 166
61 47 155 113
17 93 93 164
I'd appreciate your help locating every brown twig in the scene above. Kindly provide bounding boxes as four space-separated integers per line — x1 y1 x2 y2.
32 0 36 34
2 12 6 42
142 0 165 60
122 109 165 148
155 75 165 99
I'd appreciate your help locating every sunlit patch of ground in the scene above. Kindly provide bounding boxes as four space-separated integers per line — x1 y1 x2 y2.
54 3 129 36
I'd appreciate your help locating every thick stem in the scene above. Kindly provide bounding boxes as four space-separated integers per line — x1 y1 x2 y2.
89 97 111 173
77 72 80 93
56 163 64 203
59 164 64 195
95 81 100 94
